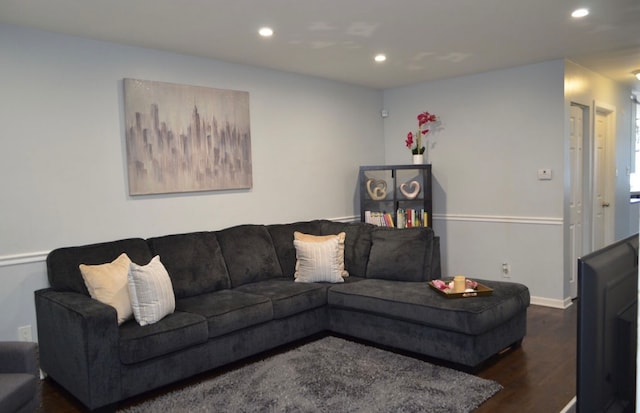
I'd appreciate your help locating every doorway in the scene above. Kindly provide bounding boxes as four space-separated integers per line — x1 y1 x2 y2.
567 102 616 299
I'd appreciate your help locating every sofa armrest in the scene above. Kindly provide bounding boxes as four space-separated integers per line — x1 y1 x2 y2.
35 288 121 410
0 341 38 376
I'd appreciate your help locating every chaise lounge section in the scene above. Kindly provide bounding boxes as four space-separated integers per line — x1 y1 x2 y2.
35 219 529 410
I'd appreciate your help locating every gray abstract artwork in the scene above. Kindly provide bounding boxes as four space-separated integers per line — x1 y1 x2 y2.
124 78 252 195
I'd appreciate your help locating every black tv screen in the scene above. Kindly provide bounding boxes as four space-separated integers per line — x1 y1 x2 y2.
577 233 638 413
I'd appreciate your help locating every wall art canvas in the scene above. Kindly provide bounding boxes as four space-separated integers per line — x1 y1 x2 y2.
124 78 252 195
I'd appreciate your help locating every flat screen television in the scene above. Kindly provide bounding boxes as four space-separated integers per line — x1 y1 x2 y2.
577 233 639 413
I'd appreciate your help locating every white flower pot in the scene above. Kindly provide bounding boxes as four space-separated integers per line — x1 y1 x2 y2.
412 154 424 165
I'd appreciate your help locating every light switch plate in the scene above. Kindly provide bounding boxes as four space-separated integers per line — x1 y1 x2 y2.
538 168 552 180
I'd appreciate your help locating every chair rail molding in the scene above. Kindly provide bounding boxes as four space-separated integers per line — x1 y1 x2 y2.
0 251 49 268
433 213 563 226
0 215 361 268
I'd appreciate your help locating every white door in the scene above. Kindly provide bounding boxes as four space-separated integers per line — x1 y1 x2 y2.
593 108 613 250
569 105 584 299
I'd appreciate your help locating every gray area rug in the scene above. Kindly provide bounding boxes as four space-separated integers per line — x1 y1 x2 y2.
119 336 501 413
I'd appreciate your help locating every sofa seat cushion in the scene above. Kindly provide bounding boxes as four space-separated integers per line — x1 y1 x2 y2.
0 373 38 413
119 311 208 364
328 279 530 336
235 279 328 319
177 290 273 338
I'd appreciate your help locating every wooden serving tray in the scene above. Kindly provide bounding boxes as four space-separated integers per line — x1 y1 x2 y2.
428 281 494 298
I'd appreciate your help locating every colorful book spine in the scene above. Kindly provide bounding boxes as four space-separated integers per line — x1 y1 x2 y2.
397 208 405 229
383 212 394 227
366 209 428 228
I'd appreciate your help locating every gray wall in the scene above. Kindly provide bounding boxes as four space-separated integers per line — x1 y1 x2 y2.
0 24 383 340
0 23 634 340
383 59 635 306
383 61 567 305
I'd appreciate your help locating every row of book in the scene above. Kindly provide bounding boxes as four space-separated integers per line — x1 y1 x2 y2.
364 208 429 228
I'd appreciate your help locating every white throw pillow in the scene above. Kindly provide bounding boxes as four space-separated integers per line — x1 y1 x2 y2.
128 255 175 326
79 253 133 325
293 231 349 278
293 237 344 283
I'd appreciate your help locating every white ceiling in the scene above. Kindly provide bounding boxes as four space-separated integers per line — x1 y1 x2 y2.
1 0 639 91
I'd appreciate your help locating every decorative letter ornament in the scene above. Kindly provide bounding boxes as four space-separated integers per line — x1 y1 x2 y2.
366 179 387 200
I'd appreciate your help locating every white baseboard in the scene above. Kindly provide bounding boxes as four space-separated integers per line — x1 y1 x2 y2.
530 296 573 309
559 396 576 413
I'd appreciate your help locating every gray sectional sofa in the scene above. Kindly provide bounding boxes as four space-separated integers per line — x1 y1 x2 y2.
35 220 530 410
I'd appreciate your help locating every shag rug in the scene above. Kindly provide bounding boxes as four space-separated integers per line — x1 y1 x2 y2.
119 336 501 413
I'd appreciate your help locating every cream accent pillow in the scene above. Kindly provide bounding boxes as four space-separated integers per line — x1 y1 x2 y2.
79 253 133 325
293 237 344 283
127 255 175 326
293 231 349 277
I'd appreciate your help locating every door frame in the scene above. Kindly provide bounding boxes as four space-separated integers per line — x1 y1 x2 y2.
592 100 616 248
568 103 588 299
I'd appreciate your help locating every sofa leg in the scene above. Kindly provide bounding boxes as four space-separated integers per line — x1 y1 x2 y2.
464 338 525 374
496 339 523 356
510 339 524 349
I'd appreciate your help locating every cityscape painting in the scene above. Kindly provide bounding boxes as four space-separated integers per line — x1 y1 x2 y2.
123 78 252 195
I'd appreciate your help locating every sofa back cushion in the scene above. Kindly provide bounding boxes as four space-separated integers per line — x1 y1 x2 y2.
320 221 373 278
47 238 153 294
147 232 231 298
267 221 325 277
365 227 435 282
216 225 283 287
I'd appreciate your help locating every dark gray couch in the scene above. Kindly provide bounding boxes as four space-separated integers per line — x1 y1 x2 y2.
35 220 529 410
0 341 40 413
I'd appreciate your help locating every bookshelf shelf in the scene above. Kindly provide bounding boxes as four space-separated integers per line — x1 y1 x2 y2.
359 164 433 228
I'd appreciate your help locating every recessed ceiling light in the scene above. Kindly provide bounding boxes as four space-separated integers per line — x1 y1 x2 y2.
258 27 274 37
633 70 640 81
571 8 589 18
374 54 386 63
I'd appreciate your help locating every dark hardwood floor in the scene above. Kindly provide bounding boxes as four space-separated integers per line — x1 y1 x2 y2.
40 304 577 412
475 303 577 413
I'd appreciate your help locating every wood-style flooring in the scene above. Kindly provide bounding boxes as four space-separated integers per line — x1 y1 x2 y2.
40 303 577 412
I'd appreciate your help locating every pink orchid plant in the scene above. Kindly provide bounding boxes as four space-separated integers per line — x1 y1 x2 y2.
405 111 438 155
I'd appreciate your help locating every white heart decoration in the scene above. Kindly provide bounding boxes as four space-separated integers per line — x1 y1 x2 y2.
399 180 420 199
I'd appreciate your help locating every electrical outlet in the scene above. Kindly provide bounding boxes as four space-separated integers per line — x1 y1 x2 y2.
501 262 511 278
18 325 32 342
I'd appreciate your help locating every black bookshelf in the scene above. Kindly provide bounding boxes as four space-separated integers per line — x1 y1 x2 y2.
359 164 433 228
